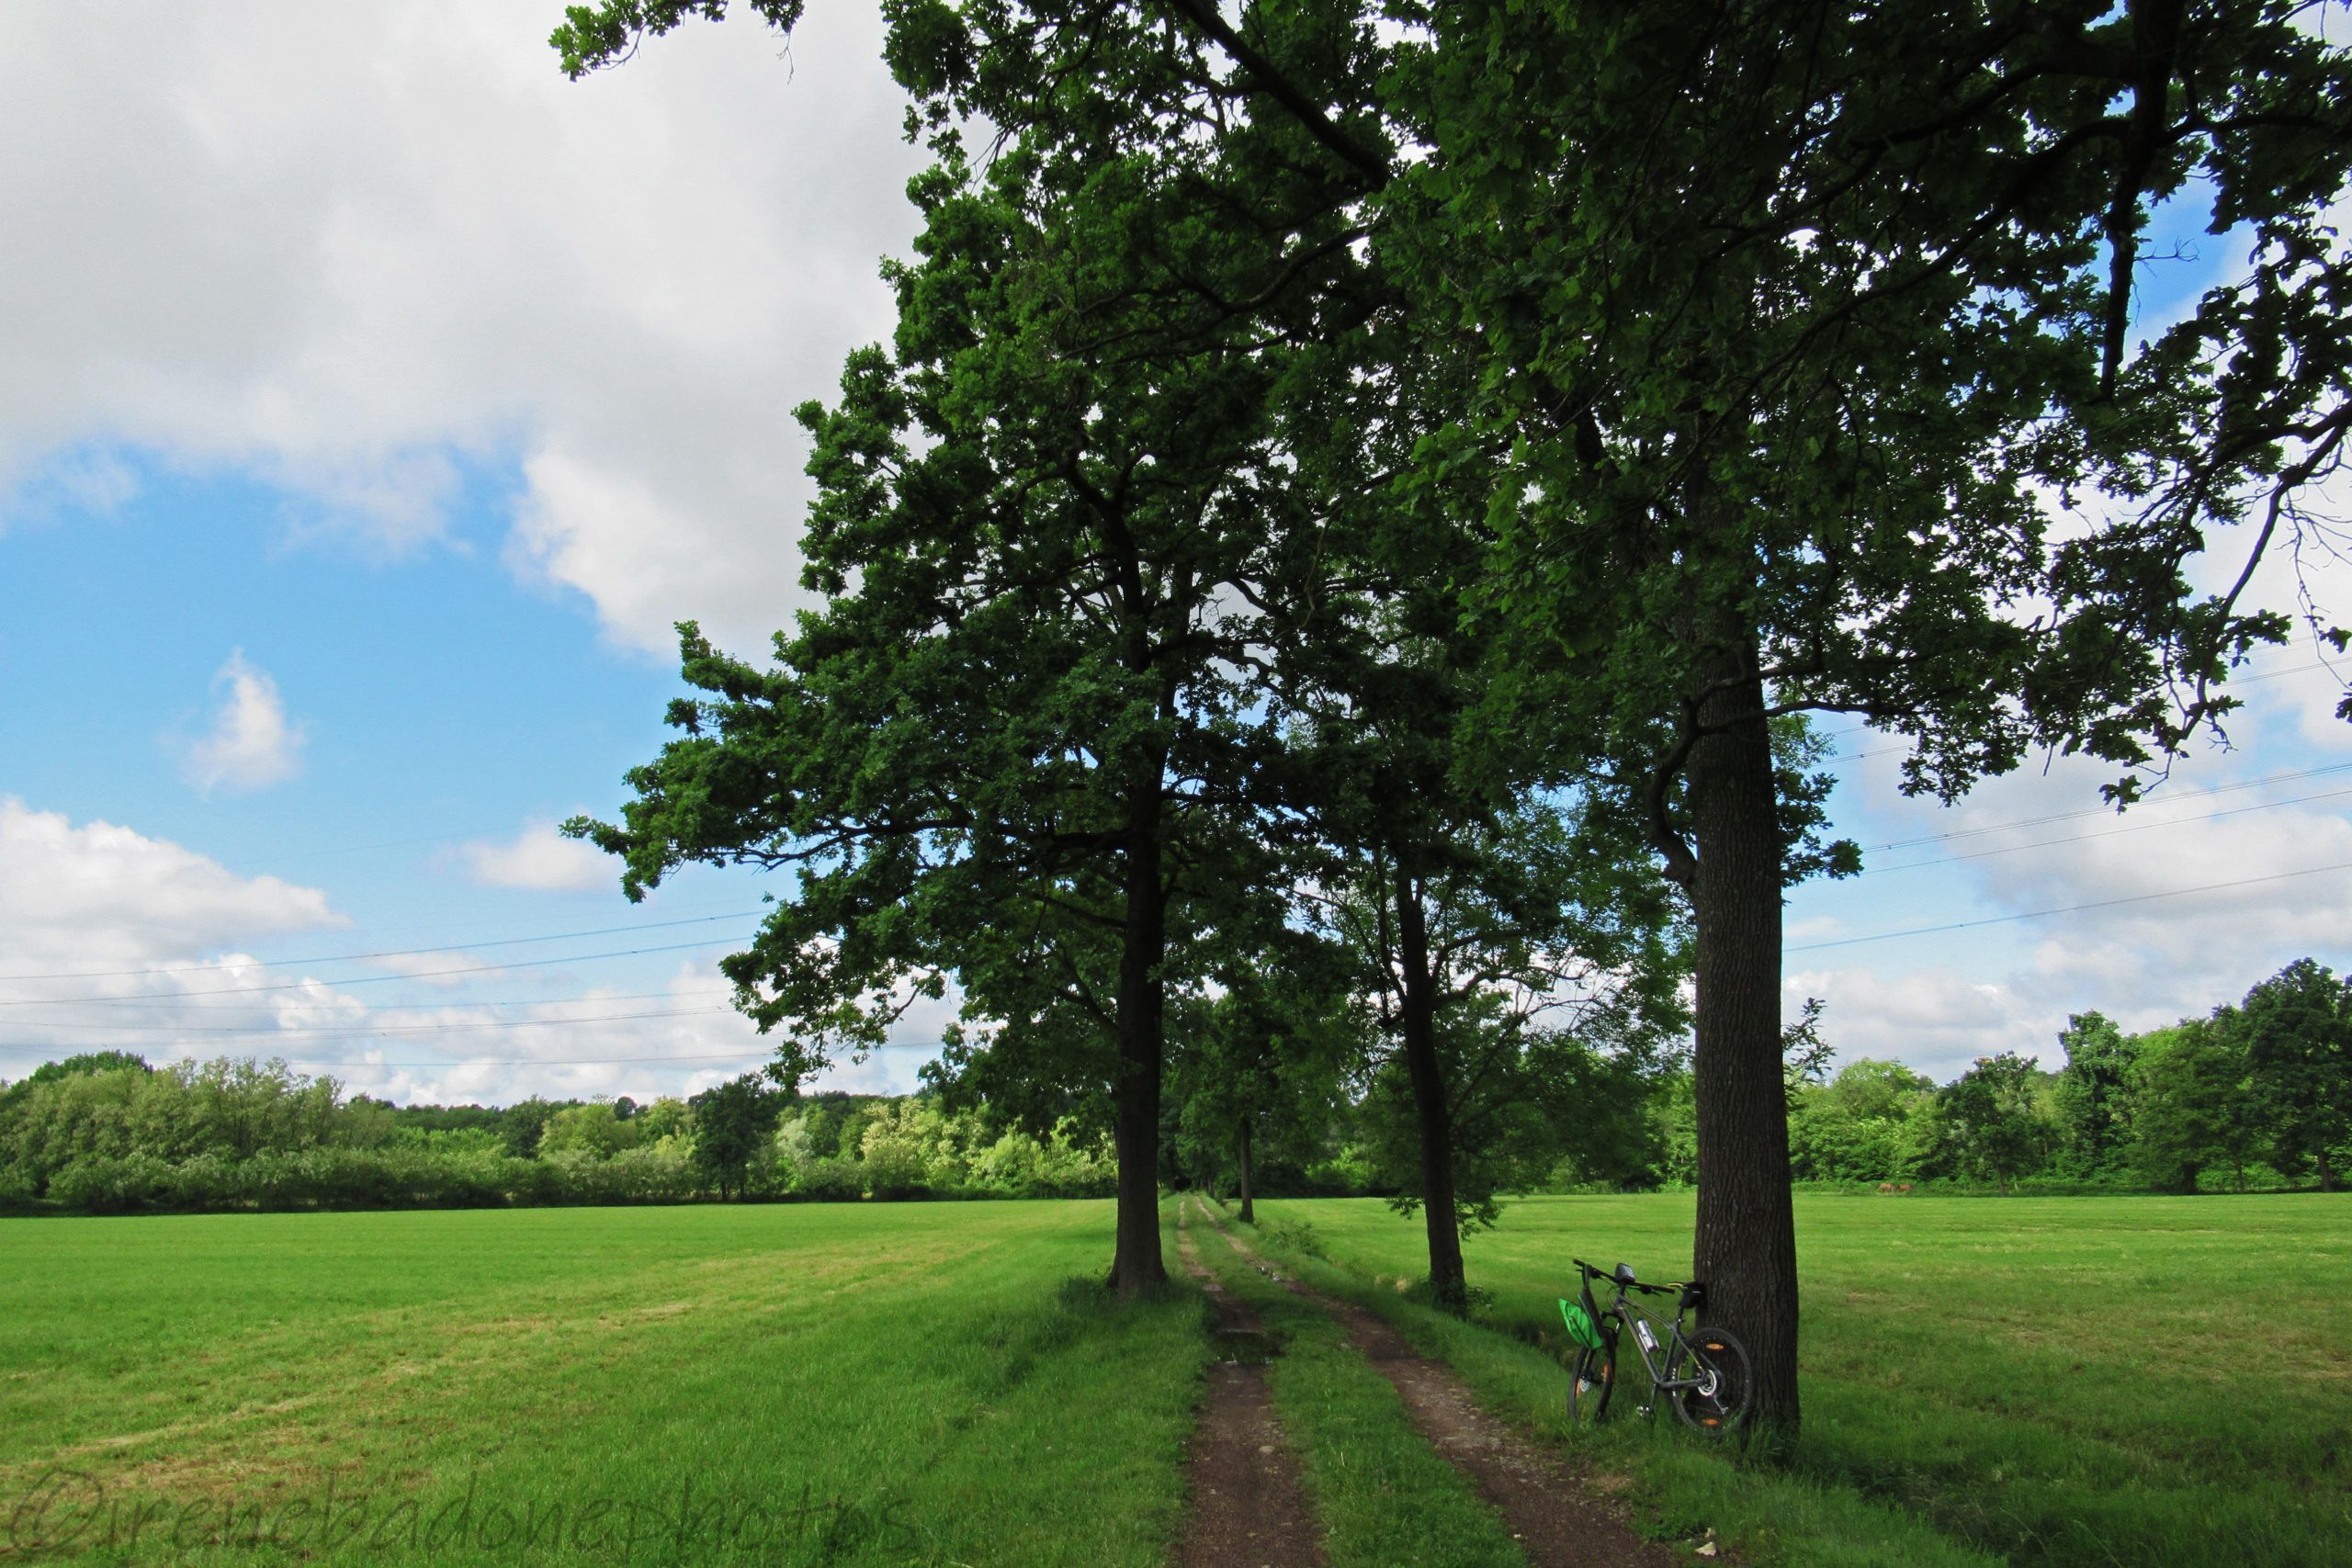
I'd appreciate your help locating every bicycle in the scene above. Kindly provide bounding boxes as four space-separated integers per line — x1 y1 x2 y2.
1560 1257 1753 1435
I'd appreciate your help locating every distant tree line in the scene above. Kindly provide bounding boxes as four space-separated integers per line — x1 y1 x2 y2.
0 1055 1114 1214
1168 957 2350 1203
3 953 2341 1215
1760 959 2351 1197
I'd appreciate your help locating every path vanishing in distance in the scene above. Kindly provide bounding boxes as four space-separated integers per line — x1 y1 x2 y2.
1176 1198 1690 1568
1171 1213 1325 1567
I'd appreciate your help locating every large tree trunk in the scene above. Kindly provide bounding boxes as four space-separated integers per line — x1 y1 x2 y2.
1396 860 1468 1310
2319 1146 2335 1193
1237 1112 1255 1224
1108 818 1170 1298
1685 650 1802 1450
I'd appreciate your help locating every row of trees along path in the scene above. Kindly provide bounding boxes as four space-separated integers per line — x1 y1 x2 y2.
554 0 2352 1450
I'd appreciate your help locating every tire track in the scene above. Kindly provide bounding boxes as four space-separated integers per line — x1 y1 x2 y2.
1190 1199 1687 1568
1171 1209 1326 1568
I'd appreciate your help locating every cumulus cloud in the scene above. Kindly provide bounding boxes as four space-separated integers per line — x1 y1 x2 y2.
0 807 943 1103
1784 965 2054 1084
0 798 345 968
306 960 942 1107
1985 787 2352 1024
1806 649 2352 1079
455 818 619 895
0 800 351 1082
0 2 924 651
175 650 305 795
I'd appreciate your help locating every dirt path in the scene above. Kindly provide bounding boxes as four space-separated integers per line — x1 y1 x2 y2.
1171 1213 1326 1568
1191 1200 1688 1568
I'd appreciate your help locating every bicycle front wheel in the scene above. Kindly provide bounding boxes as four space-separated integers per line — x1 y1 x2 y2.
1667 1325 1752 1435
1567 1331 1616 1426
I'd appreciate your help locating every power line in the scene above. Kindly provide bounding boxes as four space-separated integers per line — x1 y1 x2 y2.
1787 861 2352 953
32 822 586 883
297 1048 937 1068
1819 659 2338 761
1854 761 2352 853
299 1050 777 1068
1812 649 2333 739
0 938 745 1009
0 1043 941 1069
16 986 739 1017
1859 784 2352 874
0 908 764 984
277 1043 943 1068
0 1005 740 1039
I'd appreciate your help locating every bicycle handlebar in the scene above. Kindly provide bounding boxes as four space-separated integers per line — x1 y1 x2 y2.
1569 1258 1699 1299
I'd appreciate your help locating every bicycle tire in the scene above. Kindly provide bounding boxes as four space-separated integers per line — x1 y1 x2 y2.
1567 1325 1617 1426
1666 1323 1752 1435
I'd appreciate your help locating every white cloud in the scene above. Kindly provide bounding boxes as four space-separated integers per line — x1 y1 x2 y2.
0 2 924 652
1810 671 2352 1078
1988 791 2352 1026
0 814 941 1102
455 817 620 895
1784 965 2053 1084
0 798 345 968
0 801 955 1107
11 448 142 522
311 960 940 1107
1882 733 2352 1002
175 650 305 795
0 801 352 1083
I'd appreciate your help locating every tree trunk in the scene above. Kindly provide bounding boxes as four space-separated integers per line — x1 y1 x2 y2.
1685 650 1802 1450
1237 1112 1255 1224
1396 859 1467 1310
2319 1146 2335 1194
1108 817 1170 1298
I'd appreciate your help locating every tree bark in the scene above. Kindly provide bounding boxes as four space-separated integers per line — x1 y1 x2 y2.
1108 815 1170 1298
2319 1146 2335 1194
1237 1112 1255 1224
1684 649 1803 1450
1395 859 1468 1310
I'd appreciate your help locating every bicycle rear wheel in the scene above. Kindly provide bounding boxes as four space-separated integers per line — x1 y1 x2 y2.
1567 1329 1616 1425
1667 1324 1751 1435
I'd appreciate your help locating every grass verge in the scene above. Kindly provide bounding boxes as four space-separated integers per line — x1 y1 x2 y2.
1244 1192 2352 1568
1211 1198 2003 1568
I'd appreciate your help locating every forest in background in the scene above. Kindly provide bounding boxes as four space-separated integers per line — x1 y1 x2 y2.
5 954 2341 1215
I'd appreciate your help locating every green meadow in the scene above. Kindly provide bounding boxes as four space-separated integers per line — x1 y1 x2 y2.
1246 1192 2352 1568
0 1202 1206 1566
3 1194 2346 1566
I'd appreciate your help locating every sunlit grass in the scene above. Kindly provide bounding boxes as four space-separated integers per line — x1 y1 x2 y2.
1246 1191 2352 1568
0 1202 1208 1566
13 1191 2340 1567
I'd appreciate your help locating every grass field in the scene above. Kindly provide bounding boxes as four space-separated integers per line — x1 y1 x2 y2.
5 1194 2346 1567
1246 1191 2352 1568
0 1202 1207 1566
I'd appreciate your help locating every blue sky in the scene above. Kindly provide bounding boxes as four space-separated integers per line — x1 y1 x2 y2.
2 4 2346 1107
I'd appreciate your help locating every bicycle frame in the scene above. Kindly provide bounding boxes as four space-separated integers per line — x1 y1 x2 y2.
1580 1268 1721 1406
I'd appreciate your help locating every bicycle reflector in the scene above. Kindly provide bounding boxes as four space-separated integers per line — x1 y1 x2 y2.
1558 1298 1604 1351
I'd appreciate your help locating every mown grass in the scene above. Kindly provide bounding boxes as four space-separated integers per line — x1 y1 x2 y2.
1173 1205 1528 1568
0 1201 1208 1566
1244 1192 2352 1568
14 1193 2343 1568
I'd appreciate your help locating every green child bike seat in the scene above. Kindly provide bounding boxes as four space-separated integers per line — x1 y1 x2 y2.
1558 1297 1605 1352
